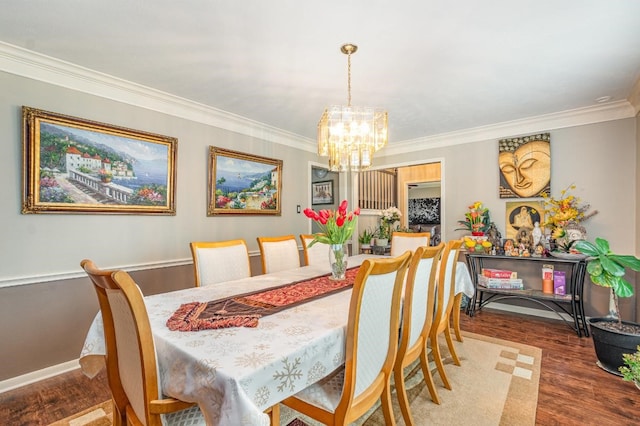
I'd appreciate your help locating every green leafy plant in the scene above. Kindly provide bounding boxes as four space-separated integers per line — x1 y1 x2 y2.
358 228 374 245
376 224 390 240
574 237 640 328
619 345 640 386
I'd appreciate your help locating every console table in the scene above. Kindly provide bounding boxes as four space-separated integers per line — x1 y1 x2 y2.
465 253 589 337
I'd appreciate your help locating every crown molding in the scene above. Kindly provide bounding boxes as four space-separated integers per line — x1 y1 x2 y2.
385 100 636 156
628 76 640 116
0 42 317 152
0 41 635 157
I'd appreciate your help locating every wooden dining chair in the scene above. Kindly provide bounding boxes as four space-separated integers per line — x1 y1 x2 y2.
257 235 300 274
80 259 205 426
394 243 445 424
429 239 464 391
389 231 431 256
451 262 472 342
190 239 251 286
300 234 329 266
82 260 280 425
281 251 411 426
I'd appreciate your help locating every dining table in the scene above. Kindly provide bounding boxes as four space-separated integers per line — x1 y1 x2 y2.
79 254 474 426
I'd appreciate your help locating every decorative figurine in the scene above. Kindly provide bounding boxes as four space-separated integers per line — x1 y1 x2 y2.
503 239 515 256
487 223 502 253
515 227 534 254
532 221 543 246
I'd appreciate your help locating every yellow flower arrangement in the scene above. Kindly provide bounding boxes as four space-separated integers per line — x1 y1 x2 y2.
541 184 598 252
541 184 597 229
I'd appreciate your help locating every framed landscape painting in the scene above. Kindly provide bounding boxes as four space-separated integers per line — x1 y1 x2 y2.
22 107 177 215
208 147 282 216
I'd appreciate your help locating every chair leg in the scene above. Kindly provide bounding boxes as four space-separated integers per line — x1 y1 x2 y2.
444 325 461 366
393 364 415 426
267 404 280 426
452 293 464 342
380 382 397 426
420 348 441 404
111 399 124 426
430 335 452 390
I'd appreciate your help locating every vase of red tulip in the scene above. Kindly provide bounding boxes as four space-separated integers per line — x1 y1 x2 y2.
303 199 359 280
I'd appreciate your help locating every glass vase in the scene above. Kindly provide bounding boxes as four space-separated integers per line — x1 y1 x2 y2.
329 243 348 280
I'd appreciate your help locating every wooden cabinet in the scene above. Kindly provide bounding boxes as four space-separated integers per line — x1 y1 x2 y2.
465 253 588 337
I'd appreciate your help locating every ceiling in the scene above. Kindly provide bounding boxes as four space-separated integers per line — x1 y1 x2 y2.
1 1 640 145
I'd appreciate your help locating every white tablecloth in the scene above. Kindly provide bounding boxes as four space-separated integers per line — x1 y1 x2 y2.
456 261 474 298
80 255 473 425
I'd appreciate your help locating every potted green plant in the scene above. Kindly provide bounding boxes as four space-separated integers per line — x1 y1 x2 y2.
574 237 640 374
358 227 374 249
375 224 390 247
619 345 640 389
455 201 491 235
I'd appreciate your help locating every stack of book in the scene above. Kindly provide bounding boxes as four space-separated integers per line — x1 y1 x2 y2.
478 268 524 289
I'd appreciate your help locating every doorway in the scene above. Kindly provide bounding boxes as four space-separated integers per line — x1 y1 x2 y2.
406 181 442 245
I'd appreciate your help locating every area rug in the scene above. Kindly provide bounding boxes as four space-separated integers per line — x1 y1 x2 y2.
48 400 112 426
51 332 540 426
281 331 541 425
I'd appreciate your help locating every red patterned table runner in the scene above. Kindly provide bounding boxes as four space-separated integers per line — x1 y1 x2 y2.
167 267 359 331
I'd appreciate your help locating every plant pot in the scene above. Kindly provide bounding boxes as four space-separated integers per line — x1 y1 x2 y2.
375 238 388 247
589 317 640 375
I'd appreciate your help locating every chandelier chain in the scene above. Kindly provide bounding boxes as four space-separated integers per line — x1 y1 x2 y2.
347 50 352 106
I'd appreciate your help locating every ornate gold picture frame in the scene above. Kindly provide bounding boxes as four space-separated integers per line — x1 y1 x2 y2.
208 147 282 216
22 107 177 215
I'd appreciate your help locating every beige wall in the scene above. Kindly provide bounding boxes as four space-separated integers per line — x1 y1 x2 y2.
0 69 638 387
636 111 640 318
0 71 316 382
383 118 638 321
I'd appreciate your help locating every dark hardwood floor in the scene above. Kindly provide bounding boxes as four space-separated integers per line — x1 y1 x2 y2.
1 309 638 425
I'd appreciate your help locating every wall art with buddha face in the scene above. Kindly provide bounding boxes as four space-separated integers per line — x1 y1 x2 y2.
498 133 551 198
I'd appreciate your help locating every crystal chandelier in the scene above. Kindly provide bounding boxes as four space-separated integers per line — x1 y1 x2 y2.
317 43 388 172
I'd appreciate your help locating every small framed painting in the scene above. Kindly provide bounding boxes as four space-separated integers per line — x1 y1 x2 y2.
22 106 177 215
505 201 545 240
208 147 282 215
312 180 334 205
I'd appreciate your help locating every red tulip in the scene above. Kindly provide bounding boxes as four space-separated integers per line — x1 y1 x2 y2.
336 215 345 227
319 216 328 225
353 207 360 216
303 208 315 218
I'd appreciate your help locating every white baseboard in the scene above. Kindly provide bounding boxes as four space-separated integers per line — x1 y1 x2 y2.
0 359 80 394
